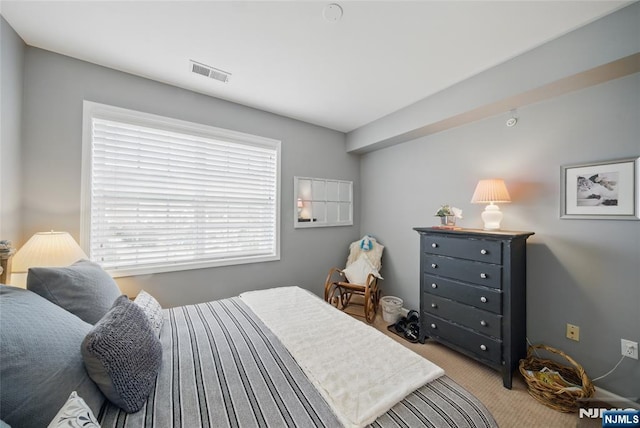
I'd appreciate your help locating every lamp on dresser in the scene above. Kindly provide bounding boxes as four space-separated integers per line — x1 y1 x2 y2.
10 231 87 287
471 178 511 230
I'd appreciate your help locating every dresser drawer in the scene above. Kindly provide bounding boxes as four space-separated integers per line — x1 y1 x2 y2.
422 235 502 264
423 294 502 338
423 274 502 314
423 314 502 364
423 254 502 288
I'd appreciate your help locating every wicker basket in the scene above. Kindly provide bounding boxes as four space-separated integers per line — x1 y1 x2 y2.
519 344 595 413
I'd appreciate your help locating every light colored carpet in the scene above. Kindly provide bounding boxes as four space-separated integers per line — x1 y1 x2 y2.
357 311 601 428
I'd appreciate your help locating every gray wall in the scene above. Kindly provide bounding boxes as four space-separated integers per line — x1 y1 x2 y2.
20 47 361 306
0 17 24 243
359 73 639 399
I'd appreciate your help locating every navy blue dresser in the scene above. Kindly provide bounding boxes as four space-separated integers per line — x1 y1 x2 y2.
414 228 534 389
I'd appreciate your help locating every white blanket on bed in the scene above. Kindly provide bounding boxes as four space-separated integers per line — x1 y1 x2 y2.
240 286 444 428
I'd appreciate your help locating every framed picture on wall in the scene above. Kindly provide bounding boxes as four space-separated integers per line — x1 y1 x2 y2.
561 156 639 220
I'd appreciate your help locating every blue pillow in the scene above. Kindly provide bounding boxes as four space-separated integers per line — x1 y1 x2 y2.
0 285 105 428
27 259 121 324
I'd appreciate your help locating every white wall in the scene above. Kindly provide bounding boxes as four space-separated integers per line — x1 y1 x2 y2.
19 47 361 306
359 73 639 399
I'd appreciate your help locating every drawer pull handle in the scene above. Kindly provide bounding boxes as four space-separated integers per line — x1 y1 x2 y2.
480 249 487 255
480 344 487 351
431 263 437 268
431 303 437 308
431 283 437 289
480 273 487 279
431 323 437 329
480 320 487 326
480 296 487 303
431 243 438 248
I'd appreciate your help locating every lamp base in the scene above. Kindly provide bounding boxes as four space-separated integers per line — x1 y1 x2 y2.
481 204 503 230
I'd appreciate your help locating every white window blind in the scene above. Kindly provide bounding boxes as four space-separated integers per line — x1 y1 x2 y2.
82 102 280 277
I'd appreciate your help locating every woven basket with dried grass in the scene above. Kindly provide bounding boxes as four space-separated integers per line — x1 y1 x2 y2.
519 344 595 413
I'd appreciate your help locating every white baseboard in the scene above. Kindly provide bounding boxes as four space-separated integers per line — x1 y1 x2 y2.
593 386 639 409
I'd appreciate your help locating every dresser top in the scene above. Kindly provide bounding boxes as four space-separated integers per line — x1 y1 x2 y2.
414 227 534 240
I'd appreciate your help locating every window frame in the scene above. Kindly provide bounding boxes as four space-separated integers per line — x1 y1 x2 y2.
81 101 281 277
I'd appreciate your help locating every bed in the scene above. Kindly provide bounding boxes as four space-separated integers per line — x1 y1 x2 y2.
0 262 497 428
99 288 496 428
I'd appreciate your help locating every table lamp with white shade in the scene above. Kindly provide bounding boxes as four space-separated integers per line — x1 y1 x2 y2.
470 179 512 230
10 231 88 287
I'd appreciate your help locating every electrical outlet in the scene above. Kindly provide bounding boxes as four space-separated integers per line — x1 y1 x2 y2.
621 339 638 359
566 323 580 341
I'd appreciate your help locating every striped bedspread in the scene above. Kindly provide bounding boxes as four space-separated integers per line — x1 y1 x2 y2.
98 296 497 428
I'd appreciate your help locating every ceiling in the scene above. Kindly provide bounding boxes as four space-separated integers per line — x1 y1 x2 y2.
0 1 632 133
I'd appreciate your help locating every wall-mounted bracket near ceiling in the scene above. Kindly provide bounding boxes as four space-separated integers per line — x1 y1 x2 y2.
506 109 518 127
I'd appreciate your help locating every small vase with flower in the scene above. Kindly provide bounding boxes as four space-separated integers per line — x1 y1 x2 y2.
435 205 463 226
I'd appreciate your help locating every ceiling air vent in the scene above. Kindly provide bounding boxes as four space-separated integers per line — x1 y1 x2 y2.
189 60 231 83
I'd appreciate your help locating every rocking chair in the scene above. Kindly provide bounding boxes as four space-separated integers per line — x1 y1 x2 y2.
323 236 384 323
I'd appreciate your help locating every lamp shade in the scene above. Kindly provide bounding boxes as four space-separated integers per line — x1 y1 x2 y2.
12 231 88 274
470 179 512 204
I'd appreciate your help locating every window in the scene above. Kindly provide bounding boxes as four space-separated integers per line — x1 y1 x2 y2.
81 101 280 277
294 176 352 228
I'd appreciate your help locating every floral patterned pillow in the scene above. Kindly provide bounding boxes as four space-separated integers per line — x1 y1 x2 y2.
47 391 99 428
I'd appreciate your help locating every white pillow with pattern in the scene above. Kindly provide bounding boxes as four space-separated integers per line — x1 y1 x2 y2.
134 290 164 337
48 391 100 428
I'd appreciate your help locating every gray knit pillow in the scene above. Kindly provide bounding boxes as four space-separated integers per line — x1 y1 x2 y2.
81 295 162 413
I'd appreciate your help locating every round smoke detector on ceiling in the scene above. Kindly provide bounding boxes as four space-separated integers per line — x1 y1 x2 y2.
323 3 343 22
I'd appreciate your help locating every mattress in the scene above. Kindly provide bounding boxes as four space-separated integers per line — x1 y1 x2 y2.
98 296 497 428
